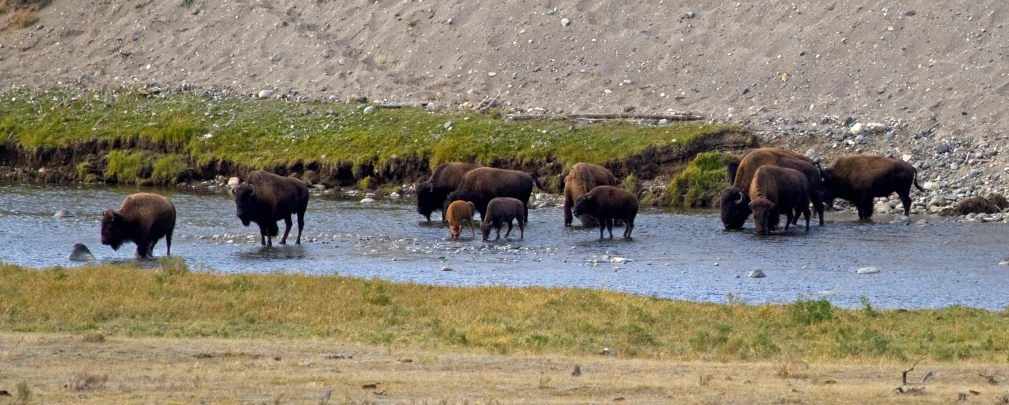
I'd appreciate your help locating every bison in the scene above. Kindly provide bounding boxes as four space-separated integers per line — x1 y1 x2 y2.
481 197 526 240
721 148 824 229
101 193 177 258
748 165 812 235
821 155 925 220
416 162 480 222
572 185 639 239
446 200 477 239
563 163 620 227
445 167 540 220
232 170 310 247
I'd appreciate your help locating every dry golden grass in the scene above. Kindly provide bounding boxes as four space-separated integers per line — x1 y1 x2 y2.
1 333 1007 404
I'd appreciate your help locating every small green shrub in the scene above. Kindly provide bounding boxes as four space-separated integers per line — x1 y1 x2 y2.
105 150 153 184
665 152 733 207
788 297 833 326
158 256 190 276
151 154 189 185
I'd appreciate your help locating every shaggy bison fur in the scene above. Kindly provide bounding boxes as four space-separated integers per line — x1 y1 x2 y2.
101 193 177 258
563 162 619 227
572 185 639 239
416 162 480 222
232 170 310 247
721 148 824 229
446 200 476 239
821 155 925 219
748 165 811 235
481 197 526 240
446 167 539 220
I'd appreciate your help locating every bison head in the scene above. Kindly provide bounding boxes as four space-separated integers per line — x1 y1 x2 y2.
100 209 126 250
572 194 595 218
719 187 751 230
232 184 257 226
748 198 776 235
415 182 437 220
820 170 838 210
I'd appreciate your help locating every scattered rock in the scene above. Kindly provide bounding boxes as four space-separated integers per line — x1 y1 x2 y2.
54 210 75 218
999 260 1009 266
685 11 696 19
441 266 453 271
257 89 274 99
936 142 951 154
561 18 571 27
610 257 632 264
362 106 375 114
191 7 200 15
856 266 880 274
748 269 766 278
389 192 401 199
905 10 916 16
227 177 240 186
923 181 938 191
850 123 865 135
444 121 453 129
360 197 376 203
70 243 95 261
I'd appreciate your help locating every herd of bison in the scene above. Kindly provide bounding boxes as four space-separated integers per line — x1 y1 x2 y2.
98 148 924 258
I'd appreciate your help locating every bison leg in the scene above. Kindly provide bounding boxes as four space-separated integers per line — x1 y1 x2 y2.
623 218 634 239
279 216 293 244
606 217 615 239
898 192 913 216
810 193 826 225
495 224 502 241
504 221 513 238
468 219 475 238
860 195 875 220
518 219 525 239
563 192 573 227
784 210 793 232
165 232 172 256
295 210 305 244
135 239 149 258
802 205 811 232
597 218 606 239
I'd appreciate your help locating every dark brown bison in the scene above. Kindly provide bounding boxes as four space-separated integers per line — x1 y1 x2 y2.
416 162 480 222
748 166 811 235
232 170 310 247
101 193 176 258
446 200 476 239
563 163 619 227
721 148 824 229
481 197 527 240
446 167 540 220
821 155 925 220
572 185 639 239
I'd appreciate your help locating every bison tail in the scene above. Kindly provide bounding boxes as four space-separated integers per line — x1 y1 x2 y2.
532 176 545 191
913 173 926 192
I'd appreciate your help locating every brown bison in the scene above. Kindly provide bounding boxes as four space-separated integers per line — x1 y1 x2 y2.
573 186 639 239
446 167 540 220
748 165 812 235
416 162 480 222
563 163 619 227
446 200 477 239
821 155 925 220
101 193 176 258
482 197 527 240
721 148 824 229
232 170 310 247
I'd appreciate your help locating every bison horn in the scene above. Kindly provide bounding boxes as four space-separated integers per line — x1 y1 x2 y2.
249 185 255 197
735 191 744 204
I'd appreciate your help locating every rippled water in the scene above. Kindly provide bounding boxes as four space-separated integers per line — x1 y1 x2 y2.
2 184 1008 309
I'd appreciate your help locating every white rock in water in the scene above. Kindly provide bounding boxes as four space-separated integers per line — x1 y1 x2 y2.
610 257 632 264
360 197 376 203
441 266 453 271
227 176 240 186
999 260 1009 266
54 210 75 218
857 266 880 274
69 243 95 261
258 89 274 99
389 192 400 199
749 269 766 278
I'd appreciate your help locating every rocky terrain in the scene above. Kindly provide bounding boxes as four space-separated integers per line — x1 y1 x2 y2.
3 0 1009 214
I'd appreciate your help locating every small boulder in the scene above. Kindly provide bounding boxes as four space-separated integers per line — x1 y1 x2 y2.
856 266 880 274
227 177 241 186
70 243 95 261
54 210 75 218
360 197 376 203
257 89 274 99
748 269 766 278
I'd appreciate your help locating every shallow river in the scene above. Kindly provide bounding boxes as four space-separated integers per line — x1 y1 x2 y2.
2 184 1008 310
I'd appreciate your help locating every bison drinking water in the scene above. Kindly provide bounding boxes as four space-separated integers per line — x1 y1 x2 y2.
101 193 176 258
481 197 527 240
446 167 539 220
573 185 639 239
416 162 480 222
721 148 824 229
446 200 477 239
563 162 620 227
821 155 925 220
232 170 310 247
748 165 812 235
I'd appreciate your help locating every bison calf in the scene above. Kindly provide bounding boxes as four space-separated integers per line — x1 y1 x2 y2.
563 162 619 227
821 155 925 220
446 167 539 220
232 170 310 247
416 162 480 222
748 166 811 235
482 197 526 240
572 186 639 239
446 200 476 239
101 193 176 258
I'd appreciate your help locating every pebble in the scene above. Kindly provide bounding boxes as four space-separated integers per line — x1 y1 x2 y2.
69 243 95 261
999 260 1009 266
191 7 200 15
54 210 75 218
850 123 865 135
856 266 880 274
610 257 632 264
441 266 453 271
685 11 696 18
360 197 375 203
561 18 571 27
936 142 951 154
444 121 453 129
389 192 401 199
748 269 766 278
257 89 274 99
362 106 375 114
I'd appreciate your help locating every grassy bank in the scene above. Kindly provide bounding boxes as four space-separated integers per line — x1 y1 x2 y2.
0 91 741 182
2 262 1007 363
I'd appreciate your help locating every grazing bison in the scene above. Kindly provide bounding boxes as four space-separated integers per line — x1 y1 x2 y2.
416 162 481 222
573 185 639 239
563 163 620 227
446 167 540 220
481 197 527 240
232 170 310 247
821 155 925 220
101 193 176 258
721 148 824 229
446 200 477 239
748 166 812 235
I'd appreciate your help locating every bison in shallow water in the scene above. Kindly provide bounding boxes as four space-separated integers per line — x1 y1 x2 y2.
821 155 925 220
573 185 639 239
721 148 824 229
446 167 539 220
446 200 476 239
563 162 619 227
101 193 176 258
232 170 309 247
748 165 811 235
482 197 526 240
416 162 480 222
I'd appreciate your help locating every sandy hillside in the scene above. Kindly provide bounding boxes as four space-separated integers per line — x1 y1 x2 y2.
3 0 1009 195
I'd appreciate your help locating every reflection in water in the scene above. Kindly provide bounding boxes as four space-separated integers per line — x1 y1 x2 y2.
1 183 1009 310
